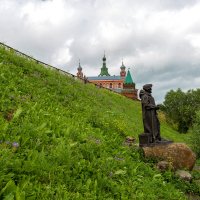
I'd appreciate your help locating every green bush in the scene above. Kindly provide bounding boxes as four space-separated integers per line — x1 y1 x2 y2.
190 111 200 158
162 88 200 133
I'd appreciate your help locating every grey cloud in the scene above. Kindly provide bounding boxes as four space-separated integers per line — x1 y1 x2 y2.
157 0 198 10
126 0 198 10
0 0 200 102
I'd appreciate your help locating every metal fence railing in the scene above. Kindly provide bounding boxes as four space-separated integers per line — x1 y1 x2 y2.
0 42 77 79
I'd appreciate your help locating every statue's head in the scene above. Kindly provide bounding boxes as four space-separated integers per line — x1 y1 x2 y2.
143 84 152 93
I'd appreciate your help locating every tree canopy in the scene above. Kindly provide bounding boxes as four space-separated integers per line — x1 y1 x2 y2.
162 88 200 133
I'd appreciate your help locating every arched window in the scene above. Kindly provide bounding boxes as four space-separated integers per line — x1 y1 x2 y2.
109 83 112 88
118 83 121 88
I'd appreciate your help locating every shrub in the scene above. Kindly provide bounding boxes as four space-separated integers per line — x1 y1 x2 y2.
190 111 200 158
162 88 200 133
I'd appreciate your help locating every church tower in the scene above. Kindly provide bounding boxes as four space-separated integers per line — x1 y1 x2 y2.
98 53 110 76
122 69 137 99
120 61 126 78
123 69 136 90
77 60 83 78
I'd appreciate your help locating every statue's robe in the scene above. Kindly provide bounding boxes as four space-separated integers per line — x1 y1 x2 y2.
139 90 161 142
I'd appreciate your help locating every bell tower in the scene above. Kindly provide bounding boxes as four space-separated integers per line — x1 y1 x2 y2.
98 52 110 76
120 60 126 78
77 60 83 78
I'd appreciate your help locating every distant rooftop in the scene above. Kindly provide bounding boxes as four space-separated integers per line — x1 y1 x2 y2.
87 76 121 81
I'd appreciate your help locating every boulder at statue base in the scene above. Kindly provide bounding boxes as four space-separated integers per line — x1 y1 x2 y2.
142 143 196 171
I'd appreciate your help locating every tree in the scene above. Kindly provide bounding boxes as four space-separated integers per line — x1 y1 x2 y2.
190 111 200 158
162 88 200 133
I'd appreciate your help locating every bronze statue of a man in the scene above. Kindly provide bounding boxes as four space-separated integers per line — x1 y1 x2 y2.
139 84 161 144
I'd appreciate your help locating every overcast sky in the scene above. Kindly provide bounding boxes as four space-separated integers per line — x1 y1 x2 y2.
1 0 200 103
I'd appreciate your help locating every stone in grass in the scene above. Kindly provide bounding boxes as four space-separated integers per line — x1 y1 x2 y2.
142 143 196 171
156 161 171 172
176 170 192 182
124 136 135 146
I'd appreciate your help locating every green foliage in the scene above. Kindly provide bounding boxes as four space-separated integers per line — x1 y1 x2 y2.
190 111 200 158
163 171 200 197
162 88 200 133
0 46 191 199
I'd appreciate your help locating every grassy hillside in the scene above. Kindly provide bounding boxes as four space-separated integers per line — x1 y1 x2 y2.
0 46 195 199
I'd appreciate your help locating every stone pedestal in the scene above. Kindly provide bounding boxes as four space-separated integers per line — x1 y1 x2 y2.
142 143 196 171
139 133 151 146
139 133 172 147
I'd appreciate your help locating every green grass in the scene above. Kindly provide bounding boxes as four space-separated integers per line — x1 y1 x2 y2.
0 46 197 199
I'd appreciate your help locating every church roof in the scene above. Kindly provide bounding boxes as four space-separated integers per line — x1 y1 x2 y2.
124 70 134 84
87 76 121 81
